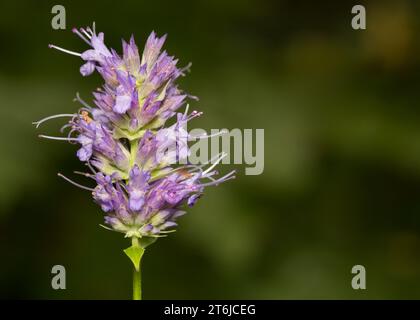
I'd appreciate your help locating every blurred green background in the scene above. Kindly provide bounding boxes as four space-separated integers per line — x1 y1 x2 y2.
1 0 420 299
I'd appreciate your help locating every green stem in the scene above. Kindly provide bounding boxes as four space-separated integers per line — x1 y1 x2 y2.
132 237 142 300
133 265 141 300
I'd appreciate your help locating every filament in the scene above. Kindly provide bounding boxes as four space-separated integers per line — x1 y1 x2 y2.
48 44 81 57
74 92 93 109
200 170 236 187
38 134 78 142
74 171 95 179
32 114 76 128
202 152 227 175
80 28 92 39
86 161 97 174
191 129 227 139
72 28 91 45
57 173 94 191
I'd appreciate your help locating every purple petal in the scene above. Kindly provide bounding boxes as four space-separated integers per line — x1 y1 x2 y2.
77 145 92 161
114 94 131 113
80 61 96 76
129 196 144 211
187 194 201 207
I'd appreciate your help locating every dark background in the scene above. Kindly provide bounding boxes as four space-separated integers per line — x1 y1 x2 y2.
1 0 420 299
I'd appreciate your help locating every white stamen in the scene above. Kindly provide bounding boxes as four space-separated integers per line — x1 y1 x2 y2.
200 170 236 187
74 171 94 179
32 114 76 128
72 28 91 45
203 170 218 178
179 62 192 76
203 153 224 165
221 170 236 180
203 152 227 175
159 230 177 234
191 129 227 139
188 153 224 173
58 173 94 191
206 176 217 183
80 28 92 39
38 134 78 141
86 161 97 174
74 92 92 109
183 104 190 117
183 164 204 173
186 110 203 122
48 44 81 57
60 123 74 133
67 129 78 144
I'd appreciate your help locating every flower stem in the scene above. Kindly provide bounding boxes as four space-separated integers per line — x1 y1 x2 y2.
132 237 142 300
133 265 141 300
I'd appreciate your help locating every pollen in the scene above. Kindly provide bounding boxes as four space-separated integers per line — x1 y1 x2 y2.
179 169 193 178
81 110 92 123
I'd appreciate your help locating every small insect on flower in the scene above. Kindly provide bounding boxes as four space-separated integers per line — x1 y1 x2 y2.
34 23 235 300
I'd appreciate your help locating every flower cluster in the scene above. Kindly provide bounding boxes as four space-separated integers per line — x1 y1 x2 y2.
35 24 234 239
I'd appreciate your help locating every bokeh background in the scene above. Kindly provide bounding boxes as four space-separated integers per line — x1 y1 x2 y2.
1 0 420 299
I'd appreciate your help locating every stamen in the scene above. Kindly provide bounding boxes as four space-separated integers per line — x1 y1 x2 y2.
187 153 224 173
203 170 218 178
74 171 94 179
202 153 224 166
67 129 78 144
206 176 217 183
86 161 97 174
200 170 236 187
74 92 93 110
183 104 190 117
85 23 96 37
183 164 204 173
179 62 192 76
148 234 169 238
187 93 199 101
57 173 94 191
38 134 78 142
72 27 91 45
221 170 236 180
186 110 203 122
203 152 227 175
81 28 92 39
191 129 227 139
32 114 76 128
60 123 74 133
99 224 114 231
159 230 177 234
48 44 81 57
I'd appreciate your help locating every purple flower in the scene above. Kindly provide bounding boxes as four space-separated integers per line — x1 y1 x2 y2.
80 61 96 77
141 32 167 74
123 35 141 77
114 70 137 114
80 31 112 63
35 24 235 240
127 165 150 211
